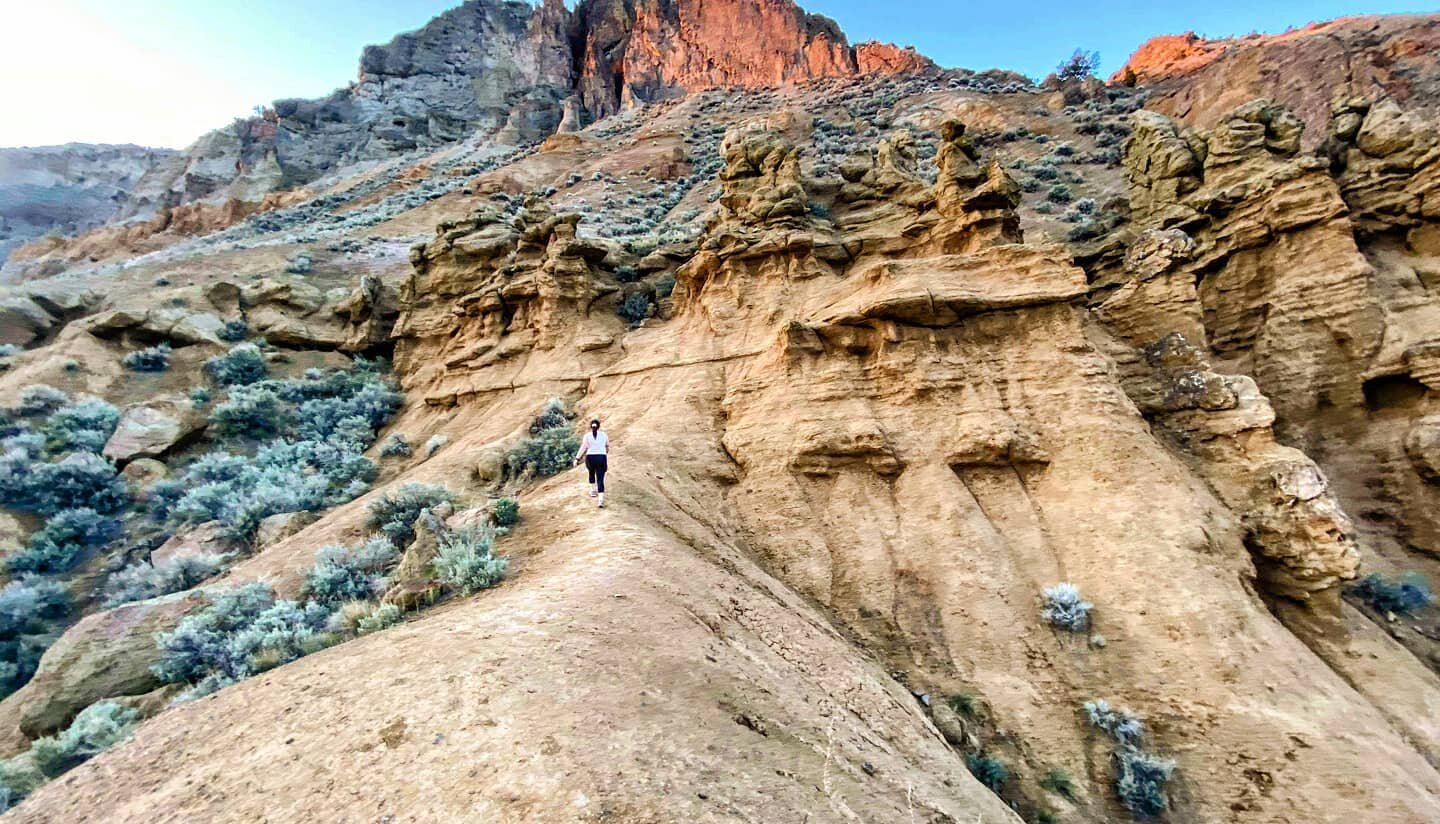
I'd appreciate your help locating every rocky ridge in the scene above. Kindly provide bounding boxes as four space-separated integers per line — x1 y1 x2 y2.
87 0 931 236
1114 15 1440 145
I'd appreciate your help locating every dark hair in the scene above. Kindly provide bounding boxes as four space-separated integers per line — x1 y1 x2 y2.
589 419 600 427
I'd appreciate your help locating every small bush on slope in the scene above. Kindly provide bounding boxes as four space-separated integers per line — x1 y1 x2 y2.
1040 767 1076 800
0 433 41 505
208 384 292 440
103 553 226 607
379 433 412 457
1350 572 1434 615
528 397 569 434
356 603 402 634
41 397 119 455
506 399 580 480
7 508 123 574
1084 699 1144 746
218 319 249 342
1114 749 1175 818
0 577 69 699
430 515 508 595
15 385 67 418
367 483 455 547
152 583 336 697
617 292 652 325
491 497 520 527
0 700 138 811
1040 582 1093 632
28 701 139 777
122 342 172 372
203 343 267 387
302 538 400 606
964 753 1008 793
26 453 129 515
1084 699 1175 817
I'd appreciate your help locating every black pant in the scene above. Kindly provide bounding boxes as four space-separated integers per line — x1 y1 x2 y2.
585 454 608 493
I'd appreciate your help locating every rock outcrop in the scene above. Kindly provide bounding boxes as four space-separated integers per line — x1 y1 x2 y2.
575 0 872 118
1097 97 1440 566
106 0 934 230
394 196 614 401
0 144 175 264
854 41 938 75
1115 16 1440 146
102 396 206 462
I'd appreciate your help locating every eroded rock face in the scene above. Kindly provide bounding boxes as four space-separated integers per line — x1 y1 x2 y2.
1120 333 1361 598
14 31 1440 824
613 113 1440 823
1082 100 1440 772
1099 98 1440 569
102 0 934 228
0 145 176 265
240 273 397 352
1324 97 1440 237
578 0 852 117
1115 16 1440 146
394 197 614 401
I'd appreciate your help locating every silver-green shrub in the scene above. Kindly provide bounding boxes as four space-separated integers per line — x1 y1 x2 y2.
431 517 508 595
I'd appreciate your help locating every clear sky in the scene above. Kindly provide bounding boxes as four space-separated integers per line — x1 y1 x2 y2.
1 0 1433 149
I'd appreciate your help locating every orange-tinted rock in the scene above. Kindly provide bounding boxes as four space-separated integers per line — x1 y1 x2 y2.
5 190 308 276
854 41 937 75
1115 15 1440 146
1110 32 1221 85
574 0 932 118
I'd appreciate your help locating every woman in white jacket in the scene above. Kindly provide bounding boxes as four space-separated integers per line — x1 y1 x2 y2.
573 419 610 508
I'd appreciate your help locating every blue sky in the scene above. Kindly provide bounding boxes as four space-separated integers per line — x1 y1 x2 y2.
0 0 1433 148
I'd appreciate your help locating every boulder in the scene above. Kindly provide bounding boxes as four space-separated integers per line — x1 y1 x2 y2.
0 590 205 746
103 397 205 461
0 297 55 346
0 512 24 551
150 523 229 567
1405 416 1440 483
120 458 169 489
255 512 315 548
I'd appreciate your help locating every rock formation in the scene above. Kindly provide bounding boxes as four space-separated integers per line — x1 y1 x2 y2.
96 0 931 233
0 144 175 264
394 197 613 402
1115 15 1440 145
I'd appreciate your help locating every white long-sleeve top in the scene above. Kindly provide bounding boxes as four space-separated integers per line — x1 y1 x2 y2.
578 430 609 456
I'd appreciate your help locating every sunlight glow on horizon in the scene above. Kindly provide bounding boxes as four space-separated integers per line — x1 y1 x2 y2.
0 3 270 149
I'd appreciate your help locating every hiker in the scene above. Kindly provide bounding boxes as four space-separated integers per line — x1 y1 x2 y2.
574 418 609 508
